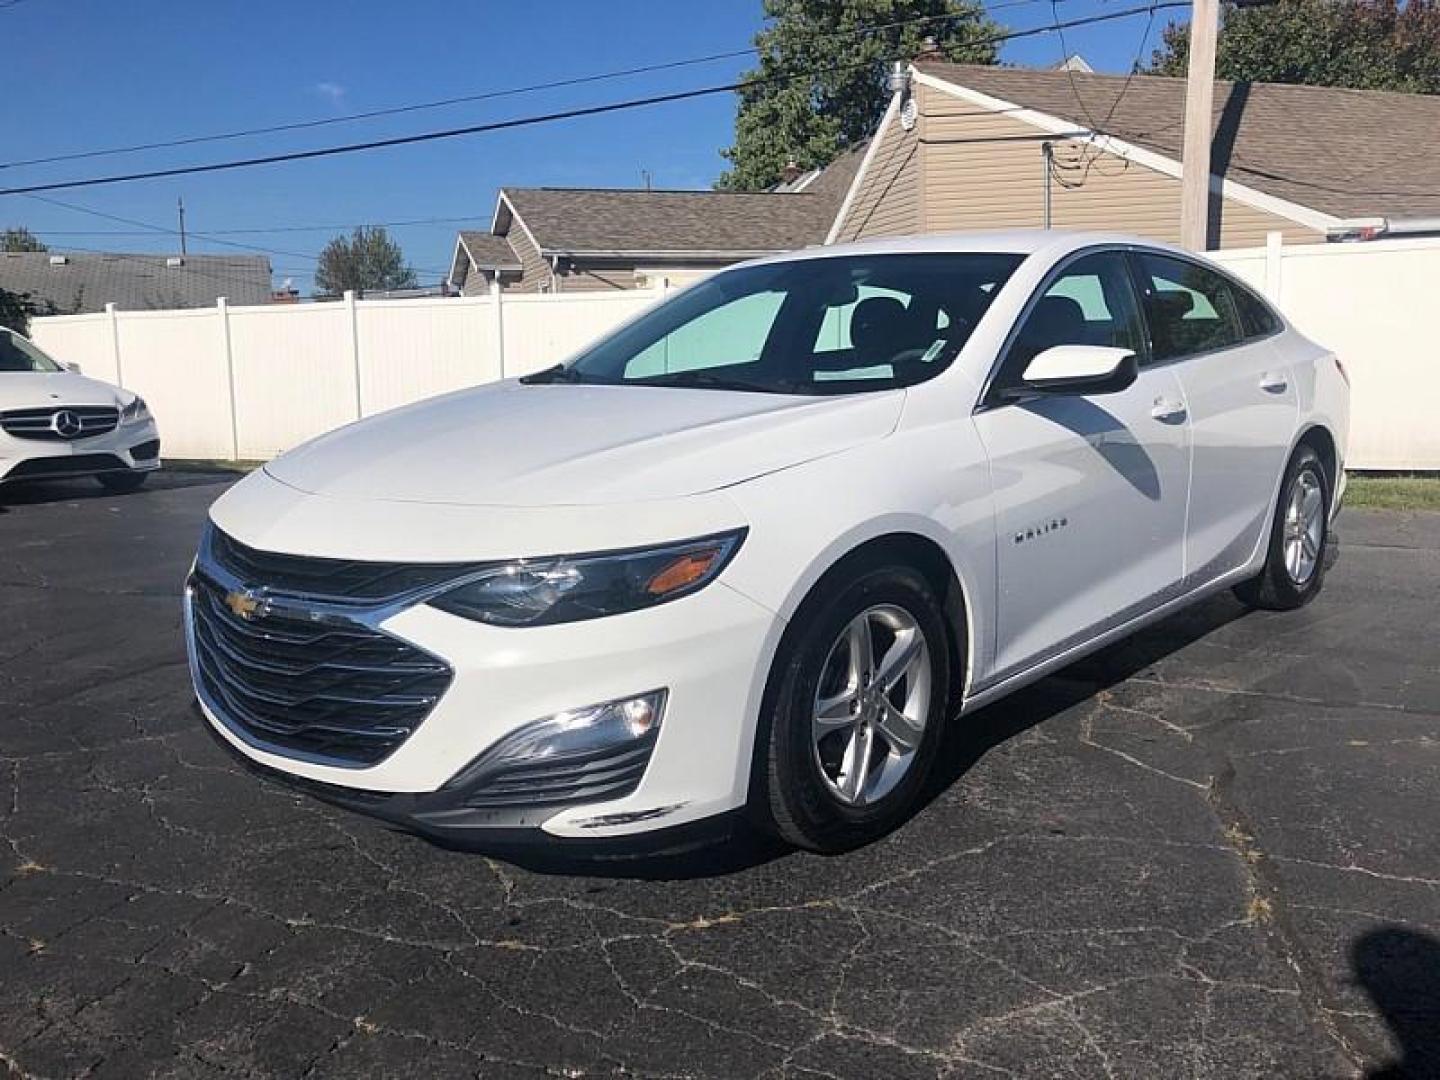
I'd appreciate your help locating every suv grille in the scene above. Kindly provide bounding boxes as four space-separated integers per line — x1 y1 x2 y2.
1 405 119 441
210 526 474 606
190 531 456 766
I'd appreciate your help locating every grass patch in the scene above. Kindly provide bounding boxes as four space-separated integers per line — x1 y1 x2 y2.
1345 473 1440 512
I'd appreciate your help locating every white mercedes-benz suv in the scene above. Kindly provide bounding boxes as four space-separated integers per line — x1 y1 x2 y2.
1 326 161 493
187 232 1349 853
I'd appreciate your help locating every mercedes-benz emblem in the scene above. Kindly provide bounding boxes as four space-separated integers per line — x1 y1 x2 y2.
50 410 83 439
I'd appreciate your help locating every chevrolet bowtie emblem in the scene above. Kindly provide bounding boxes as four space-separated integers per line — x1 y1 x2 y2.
224 589 268 621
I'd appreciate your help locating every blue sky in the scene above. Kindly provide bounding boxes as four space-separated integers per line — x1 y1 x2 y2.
2 0 1178 292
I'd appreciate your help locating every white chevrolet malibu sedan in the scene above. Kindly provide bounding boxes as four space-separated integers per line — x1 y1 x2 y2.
1 327 160 492
187 232 1349 853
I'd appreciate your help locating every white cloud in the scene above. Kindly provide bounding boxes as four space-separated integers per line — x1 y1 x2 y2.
313 81 347 107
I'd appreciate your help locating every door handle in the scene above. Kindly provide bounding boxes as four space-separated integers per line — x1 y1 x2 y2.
1151 398 1187 422
1259 372 1289 393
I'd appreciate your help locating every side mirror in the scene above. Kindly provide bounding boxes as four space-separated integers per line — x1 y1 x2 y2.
1020 345 1138 396
62 361 82 374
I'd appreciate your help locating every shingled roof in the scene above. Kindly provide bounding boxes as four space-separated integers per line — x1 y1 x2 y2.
492 149 865 256
0 251 272 313
455 231 521 269
495 188 828 255
915 62 1440 221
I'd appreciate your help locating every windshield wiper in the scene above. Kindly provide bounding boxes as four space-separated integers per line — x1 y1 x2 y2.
633 371 811 395
519 364 583 385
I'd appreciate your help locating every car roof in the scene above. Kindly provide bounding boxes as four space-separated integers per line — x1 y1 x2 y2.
748 229 1197 268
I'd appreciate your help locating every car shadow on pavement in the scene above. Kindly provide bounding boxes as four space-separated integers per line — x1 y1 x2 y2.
0 470 233 510
919 591 1251 815
1352 927 1440 1078
477 592 1253 881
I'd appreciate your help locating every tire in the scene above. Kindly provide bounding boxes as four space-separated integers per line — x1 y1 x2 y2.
753 559 952 853
1233 444 1329 611
96 471 148 494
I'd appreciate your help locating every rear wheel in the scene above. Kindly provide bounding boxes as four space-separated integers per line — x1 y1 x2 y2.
96 471 147 494
754 561 951 853
1233 444 1329 610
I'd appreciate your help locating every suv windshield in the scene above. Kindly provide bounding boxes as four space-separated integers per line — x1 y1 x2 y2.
541 253 1024 395
0 329 61 373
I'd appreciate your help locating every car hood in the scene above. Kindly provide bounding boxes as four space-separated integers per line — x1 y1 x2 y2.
0 371 125 409
264 380 904 507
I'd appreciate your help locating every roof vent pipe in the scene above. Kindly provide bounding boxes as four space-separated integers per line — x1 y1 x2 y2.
888 61 911 97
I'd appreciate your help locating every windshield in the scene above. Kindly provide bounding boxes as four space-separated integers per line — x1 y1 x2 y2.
0 330 61 373
550 253 1024 395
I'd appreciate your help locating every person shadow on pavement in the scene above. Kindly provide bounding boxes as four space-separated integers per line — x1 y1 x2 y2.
1353 927 1440 1078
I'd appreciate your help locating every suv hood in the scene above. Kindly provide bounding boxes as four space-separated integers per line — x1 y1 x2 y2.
0 371 126 409
265 380 904 507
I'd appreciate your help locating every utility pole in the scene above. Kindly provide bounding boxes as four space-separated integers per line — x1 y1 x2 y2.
1179 0 1219 251
177 196 188 255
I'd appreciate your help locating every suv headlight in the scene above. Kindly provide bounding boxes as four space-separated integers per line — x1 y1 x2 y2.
120 396 150 424
430 529 745 627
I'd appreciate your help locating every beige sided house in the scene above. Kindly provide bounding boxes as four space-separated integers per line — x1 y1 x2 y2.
831 62 1440 249
449 151 862 295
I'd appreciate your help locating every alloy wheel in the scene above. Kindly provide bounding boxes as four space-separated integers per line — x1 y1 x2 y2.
1283 468 1325 585
811 604 933 807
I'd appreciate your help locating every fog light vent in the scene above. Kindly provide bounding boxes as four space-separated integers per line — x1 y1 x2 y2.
444 690 666 811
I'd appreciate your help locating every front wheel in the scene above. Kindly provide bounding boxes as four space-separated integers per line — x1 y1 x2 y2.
754 562 951 853
1234 444 1329 610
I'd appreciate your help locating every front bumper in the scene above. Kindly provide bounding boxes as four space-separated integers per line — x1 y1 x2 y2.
188 534 783 843
0 419 161 483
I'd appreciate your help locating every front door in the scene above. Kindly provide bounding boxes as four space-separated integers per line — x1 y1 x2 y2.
972 249 1191 686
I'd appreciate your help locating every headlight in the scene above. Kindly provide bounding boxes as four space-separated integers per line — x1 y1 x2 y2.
120 396 150 424
430 529 745 626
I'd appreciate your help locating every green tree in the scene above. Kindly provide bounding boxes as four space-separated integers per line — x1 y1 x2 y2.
718 0 1002 190
0 288 57 335
314 227 417 295
1147 0 1440 93
1 227 47 252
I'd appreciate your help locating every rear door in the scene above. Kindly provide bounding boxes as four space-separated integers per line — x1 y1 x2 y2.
972 249 1191 685
1129 251 1297 583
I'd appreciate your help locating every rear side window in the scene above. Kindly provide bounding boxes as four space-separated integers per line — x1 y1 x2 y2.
1133 252 1244 361
1233 285 1283 338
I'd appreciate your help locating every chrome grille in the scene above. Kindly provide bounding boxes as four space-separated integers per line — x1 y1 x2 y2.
209 526 473 606
189 539 454 766
1 405 119 441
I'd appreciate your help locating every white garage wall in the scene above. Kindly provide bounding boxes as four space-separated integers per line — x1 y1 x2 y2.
27 236 1440 469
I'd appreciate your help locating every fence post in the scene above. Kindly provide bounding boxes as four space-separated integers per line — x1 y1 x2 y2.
490 277 506 379
1264 231 1283 302
345 290 363 419
105 302 123 386
217 297 240 462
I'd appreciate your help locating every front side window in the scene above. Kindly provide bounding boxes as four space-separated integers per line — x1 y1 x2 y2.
990 250 1145 397
558 253 1024 395
1133 252 1244 361
0 330 61 373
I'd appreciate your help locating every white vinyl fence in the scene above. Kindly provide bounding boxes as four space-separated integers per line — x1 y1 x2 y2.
1210 234 1440 471
28 234 1440 468
30 286 667 461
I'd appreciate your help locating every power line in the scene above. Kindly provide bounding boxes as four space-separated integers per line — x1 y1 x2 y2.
0 0 1057 174
27 214 494 237
0 3 1189 199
